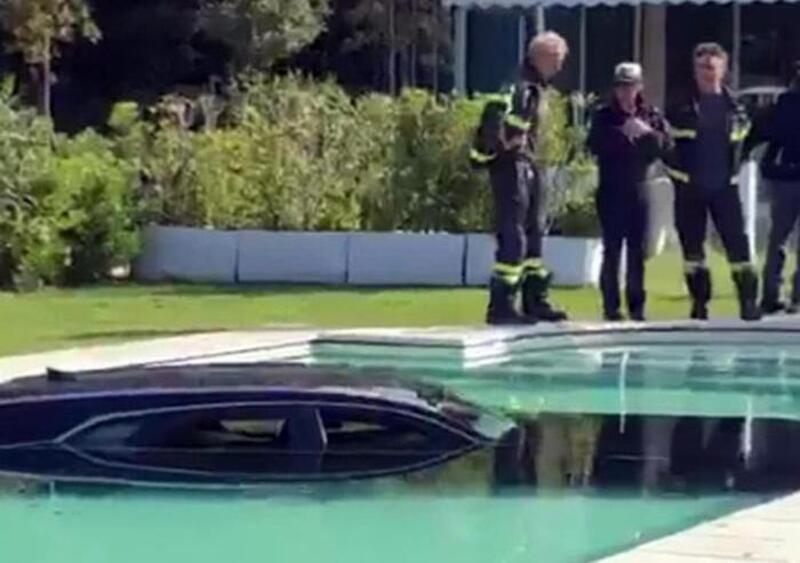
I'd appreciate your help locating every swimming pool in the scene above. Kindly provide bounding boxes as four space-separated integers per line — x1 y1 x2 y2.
2 327 799 563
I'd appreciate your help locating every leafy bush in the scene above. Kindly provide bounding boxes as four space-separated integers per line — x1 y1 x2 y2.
122 77 597 236
2 73 603 291
359 89 491 232
536 89 598 234
40 131 141 284
0 93 59 289
0 94 141 289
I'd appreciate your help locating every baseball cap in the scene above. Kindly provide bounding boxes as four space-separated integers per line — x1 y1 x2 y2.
614 62 643 85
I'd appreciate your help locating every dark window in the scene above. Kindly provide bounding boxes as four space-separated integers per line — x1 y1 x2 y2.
68 406 321 478
72 408 291 451
319 407 467 476
321 409 431 452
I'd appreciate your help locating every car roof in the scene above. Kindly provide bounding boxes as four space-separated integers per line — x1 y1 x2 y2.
0 363 456 412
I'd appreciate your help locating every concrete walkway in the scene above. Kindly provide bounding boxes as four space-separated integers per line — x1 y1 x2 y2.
596 491 800 562
0 329 317 382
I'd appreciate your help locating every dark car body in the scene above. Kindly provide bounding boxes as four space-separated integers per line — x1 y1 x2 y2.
0 363 514 489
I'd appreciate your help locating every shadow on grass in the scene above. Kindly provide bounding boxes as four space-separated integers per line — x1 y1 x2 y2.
660 292 737 303
66 282 484 299
65 328 222 342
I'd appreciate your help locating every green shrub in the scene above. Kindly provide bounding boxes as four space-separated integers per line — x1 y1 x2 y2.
38 131 141 284
153 74 373 231
553 198 601 238
360 89 491 232
0 97 58 289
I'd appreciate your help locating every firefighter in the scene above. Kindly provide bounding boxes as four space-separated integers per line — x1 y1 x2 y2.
587 63 671 322
760 61 800 314
665 43 761 321
470 31 569 325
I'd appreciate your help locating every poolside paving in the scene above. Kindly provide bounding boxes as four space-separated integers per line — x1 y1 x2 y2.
0 328 317 382
595 490 800 562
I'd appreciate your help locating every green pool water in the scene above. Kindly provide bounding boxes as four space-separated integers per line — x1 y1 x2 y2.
0 489 763 563
2 340 798 563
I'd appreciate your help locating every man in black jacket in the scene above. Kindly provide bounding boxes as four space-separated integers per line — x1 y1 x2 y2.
588 63 670 321
760 61 800 314
665 43 761 321
470 32 569 325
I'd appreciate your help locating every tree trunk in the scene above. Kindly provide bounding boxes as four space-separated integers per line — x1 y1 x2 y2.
388 0 396 95
410 0 418 87
432 0 439 94
39 34 52 117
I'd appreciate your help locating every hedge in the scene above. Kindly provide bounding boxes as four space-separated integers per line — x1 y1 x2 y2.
0 74 597 289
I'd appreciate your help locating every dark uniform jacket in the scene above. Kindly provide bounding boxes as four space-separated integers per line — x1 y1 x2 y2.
587 98 670 196
664 87 751 188
760 89 800 182
470 64 549 168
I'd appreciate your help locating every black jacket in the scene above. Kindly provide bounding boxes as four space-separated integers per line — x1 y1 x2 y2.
760 90 800 182
587 99 670 195
470 63 548 168
664 87 751 187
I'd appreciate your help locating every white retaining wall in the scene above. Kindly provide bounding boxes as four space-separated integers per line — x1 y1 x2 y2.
347 233 465 286
134 226 238 284
133 225 604 287
237 231 349 284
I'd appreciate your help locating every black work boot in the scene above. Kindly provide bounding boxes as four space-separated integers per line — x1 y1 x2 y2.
604 310 625 322
521 272 568 322
733 269 762 322
685 268 712 321
486 278 529 326
760 300 786 315
760 277 785 315
627 290 647 322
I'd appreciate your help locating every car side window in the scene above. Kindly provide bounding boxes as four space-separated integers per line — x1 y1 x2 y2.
70 406 297 451
319 407 443 453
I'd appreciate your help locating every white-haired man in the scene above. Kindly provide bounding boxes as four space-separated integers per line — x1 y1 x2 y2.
471 31 569 325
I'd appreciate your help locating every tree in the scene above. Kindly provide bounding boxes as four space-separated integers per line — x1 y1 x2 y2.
198 0 329 73
341 0 450 95
0 0 100 117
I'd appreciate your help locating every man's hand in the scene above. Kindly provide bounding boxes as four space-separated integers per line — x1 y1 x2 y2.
501 128 525 151
622 117 653 142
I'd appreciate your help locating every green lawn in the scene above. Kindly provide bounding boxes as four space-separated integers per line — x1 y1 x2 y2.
0 249 777 358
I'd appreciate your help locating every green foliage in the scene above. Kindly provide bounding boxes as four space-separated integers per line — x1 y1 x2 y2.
0 0 99 64
199 0 329 72
360 89 490 232
119 76 592 236
342 0 451 92
0 95 141 289
536 89 599 234
40 132 141 284
1 0 100 115
0 94 57 288
553 198 601 238
0 73 602 289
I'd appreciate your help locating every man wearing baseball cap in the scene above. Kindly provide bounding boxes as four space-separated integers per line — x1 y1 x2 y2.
588 62 671 321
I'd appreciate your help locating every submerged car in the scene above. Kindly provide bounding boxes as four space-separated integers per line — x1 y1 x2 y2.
0 363 514 489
